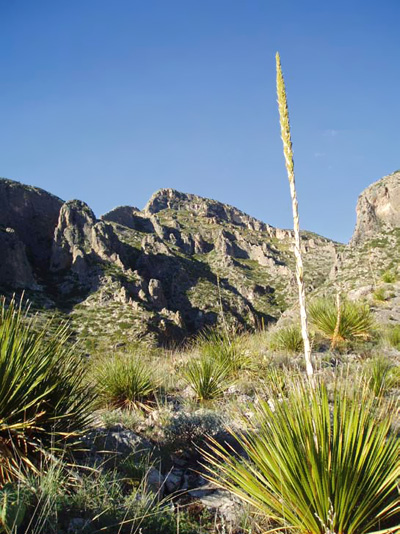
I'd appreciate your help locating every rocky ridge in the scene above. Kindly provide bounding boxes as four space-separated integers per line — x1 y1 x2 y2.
314 170 400 324
2 170 400 347
0 179 339 347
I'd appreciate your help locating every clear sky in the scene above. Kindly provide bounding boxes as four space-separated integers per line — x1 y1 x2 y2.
1 1 399 243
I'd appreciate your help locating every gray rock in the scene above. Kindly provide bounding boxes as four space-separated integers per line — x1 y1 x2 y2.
67 518 90 533
351 170 400 245
165 468 184 493
81 427 152 458
148 278 167 309
145 467 165 496
200 490 242 524
0 227 38 289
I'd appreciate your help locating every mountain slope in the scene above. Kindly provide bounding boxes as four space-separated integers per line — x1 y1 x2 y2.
0 179 338 347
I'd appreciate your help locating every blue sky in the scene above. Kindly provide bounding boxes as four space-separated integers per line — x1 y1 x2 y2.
1 1 399 243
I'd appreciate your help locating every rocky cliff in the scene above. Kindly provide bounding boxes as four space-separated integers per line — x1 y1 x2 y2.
0 177 341 347
351 170 400 245
311 170 400 325
0 179 63 285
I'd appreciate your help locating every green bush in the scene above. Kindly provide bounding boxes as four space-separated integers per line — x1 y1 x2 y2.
94 354 158 410
197 329 251 374
0 296 94 484
268 324 303 354
182 355 232 401
308 298 374 346
164 410 223 449
366 356 397 397
373 286 387 301
203 381 400 534
385 324 400 350
381 270 396 283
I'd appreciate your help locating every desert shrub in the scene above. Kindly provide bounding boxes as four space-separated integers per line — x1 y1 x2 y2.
94 354 158 410
381 270 396 283
366 356 399 397
264 366 293 397
268 324 303 354
164 410 223 448
20 466 201 534
385 324 400 350
308 297 374 347
0 296 94 484
182 355 232 401
101 408 143 430
203 381 400 534
197 329 252 374
373 286 387 301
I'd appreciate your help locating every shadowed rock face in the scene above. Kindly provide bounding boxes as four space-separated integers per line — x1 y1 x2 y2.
0 179 63 274
0 228 37 289
351 171 400 245
102 206 154 233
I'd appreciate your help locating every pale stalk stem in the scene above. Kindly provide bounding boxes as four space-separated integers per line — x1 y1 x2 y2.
276 53 314 380
331 292 341 350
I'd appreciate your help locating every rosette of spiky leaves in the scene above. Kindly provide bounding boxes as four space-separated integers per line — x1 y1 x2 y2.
309 297 374 345
202 381 400 534
268 324 304 354
197 328 252 375
183 355 233 402
0 296 94 484
94 354 158 411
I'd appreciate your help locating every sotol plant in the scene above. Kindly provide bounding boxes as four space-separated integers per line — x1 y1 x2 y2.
203 381 400 534
268 324 304 354
94 353 158 410
182 355 233 401
0 296 94 484
309 297 374 346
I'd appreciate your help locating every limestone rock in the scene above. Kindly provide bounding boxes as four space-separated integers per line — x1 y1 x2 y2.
101 205 154 233
144 188 273 232
351 170 400 245
148 278 167 309
51 200 125 282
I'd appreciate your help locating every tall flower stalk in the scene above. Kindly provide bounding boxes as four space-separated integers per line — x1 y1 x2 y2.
276 53 313 379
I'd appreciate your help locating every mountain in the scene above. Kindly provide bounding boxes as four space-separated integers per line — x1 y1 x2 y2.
318 170 400 324
0 178 338 347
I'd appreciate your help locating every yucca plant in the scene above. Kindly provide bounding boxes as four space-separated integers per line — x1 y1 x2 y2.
385 324 400 350
94 354 158 410
182 355 232 401
366 356 398 397
381 270 396 283
373 286 387 302
197 328 251 374
268 324 304 354
202 381 400 534
309 297 374 347
0 296 94 484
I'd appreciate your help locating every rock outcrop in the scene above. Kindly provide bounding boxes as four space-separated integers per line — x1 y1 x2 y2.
51 200 125 283
0 178 63 275
351 170 400 245
0 227 37 289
